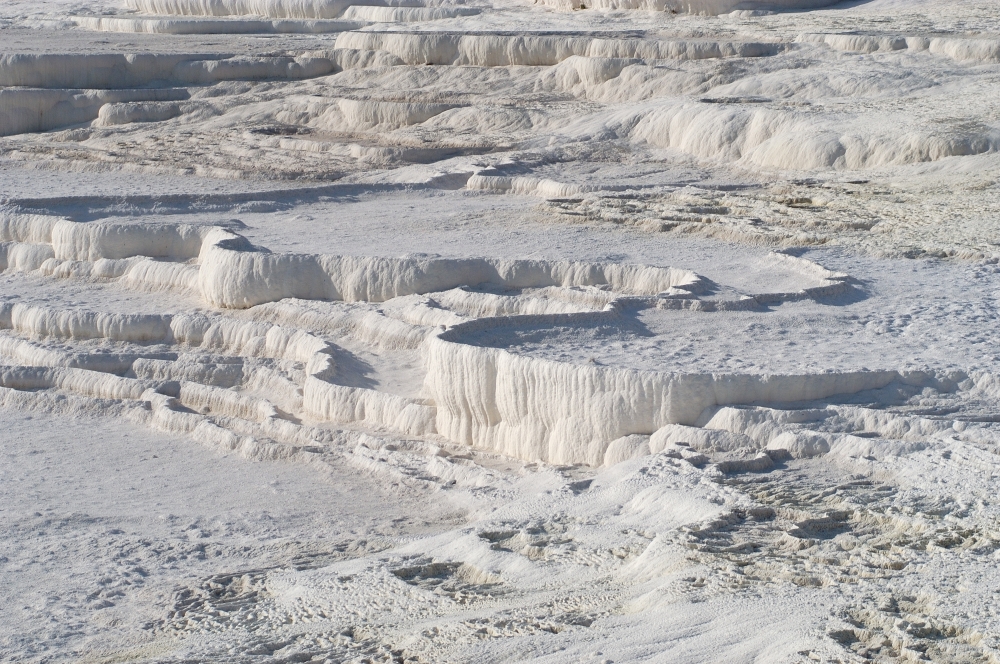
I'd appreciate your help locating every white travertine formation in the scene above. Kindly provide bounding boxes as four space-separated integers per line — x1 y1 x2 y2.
340 5 478 20
195 227 703 307
0 365 153 401
0 88 190 136
1 215 699 308
95 101 184 126
251 299 431 350
8 0 1000 658
602 433 650 466
0 303 172 342
303 376 436 435
123 0 422 18
649 422 755 453
0 208 924 467
535 0 839 14
0 300 433 437
466 174 588 199
629 102 1000 170
801 33 1000 64
116 260 203 292
428 288 590 318
333 32 781 66
1 226 893 466
125 0 835 16
50 220 208 261
336 99 459 129
0 54 335 90
0 242 56 273
423 323 904 465
178 380 279 421
71 15 365 34
132 357 245 387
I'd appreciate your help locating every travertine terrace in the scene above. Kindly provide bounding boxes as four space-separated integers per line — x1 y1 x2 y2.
3 0 1000 662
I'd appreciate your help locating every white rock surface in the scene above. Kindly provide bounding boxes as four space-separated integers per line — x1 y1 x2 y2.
3 0 1000 661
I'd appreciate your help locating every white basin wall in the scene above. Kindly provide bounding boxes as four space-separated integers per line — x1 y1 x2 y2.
423 318 906 465
123 0 427 18
0 212 911 466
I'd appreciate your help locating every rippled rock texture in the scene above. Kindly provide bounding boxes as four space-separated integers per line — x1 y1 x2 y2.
3 0 1000 662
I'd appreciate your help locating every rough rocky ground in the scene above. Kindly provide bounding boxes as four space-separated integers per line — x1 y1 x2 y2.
3 0 1000 662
